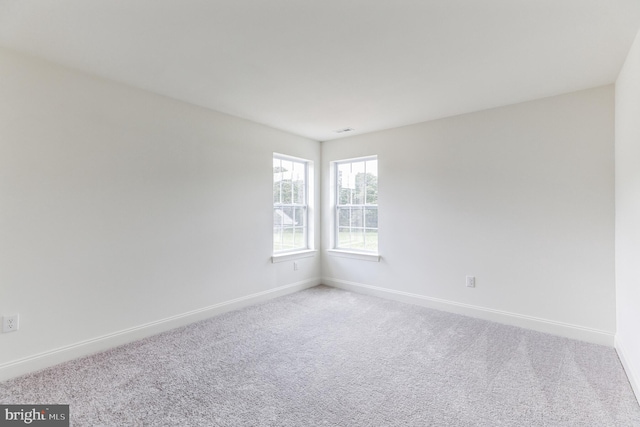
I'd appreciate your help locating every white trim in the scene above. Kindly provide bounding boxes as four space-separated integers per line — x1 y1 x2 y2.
327 250 381 262
271 249 317 263
322 277 615 346
616 336 640 404
0 278 320 382
273 152 310 163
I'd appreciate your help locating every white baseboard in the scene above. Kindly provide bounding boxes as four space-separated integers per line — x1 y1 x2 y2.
323 277 615 346
616 336 640 404
0 278 320 382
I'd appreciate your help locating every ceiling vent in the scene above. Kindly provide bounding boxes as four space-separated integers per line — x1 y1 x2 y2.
335 128 355 134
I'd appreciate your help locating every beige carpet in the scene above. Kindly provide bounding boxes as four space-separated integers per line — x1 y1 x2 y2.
1 285 639 426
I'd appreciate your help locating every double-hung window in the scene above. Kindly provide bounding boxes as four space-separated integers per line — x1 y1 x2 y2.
335 156 378 253
273 154 309 253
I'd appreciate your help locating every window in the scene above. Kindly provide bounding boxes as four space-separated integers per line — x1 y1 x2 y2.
273 154 309 253
335 156 378 253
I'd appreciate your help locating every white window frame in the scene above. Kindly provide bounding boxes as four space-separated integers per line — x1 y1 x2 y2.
330 155 380 261
272 154 314 260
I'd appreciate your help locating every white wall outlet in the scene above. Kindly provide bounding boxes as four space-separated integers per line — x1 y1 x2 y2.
3 314 19 332
466 276 476 288
293 261 298 271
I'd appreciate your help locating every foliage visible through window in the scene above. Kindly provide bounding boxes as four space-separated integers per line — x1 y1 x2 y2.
273 155 308 253
336 157 378 252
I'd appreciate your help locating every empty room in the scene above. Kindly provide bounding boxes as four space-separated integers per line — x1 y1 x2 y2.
1 1 640 425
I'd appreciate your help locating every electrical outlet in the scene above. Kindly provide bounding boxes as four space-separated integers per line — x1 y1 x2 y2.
3 314 19 332
293 261 298 271
466 276 476 288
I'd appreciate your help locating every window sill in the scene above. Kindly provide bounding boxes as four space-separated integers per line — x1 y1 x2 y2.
327 250 381 262
271 249 317 263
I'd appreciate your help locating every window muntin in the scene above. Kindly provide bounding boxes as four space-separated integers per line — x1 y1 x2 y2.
335 157 378 252
273 155 308 253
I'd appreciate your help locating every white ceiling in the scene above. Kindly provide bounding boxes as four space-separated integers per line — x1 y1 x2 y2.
1 1 639 141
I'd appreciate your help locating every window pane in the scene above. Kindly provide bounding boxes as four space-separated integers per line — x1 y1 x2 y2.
292 227 298 248
274 207 284 227
365 207 378 228
337 163 353 205
293 206 305 227
338 207 350 227
293 227 305 248
338 227 352 248
273 158 282 204
353 173 365 204
350 207 363 227
274 227 306 251
292 161 305 205
339 227 365 250
275 209 304 250
283 206 295 226
351 230 366 250
364 230 378 251
273 183 280 205
352 161 365 204
339 187 351 206
366 160 377 177
280 160 293 204
351 160 365 175
273 226 283 252
365 160 378 205
281 227 295 250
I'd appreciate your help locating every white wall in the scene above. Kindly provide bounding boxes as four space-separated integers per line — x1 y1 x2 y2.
322 86 616 345
0 44 623 382
615 28 640 399
0 47 321 380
